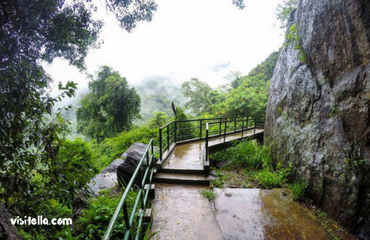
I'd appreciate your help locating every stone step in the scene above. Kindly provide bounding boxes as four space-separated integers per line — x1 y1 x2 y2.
159 168 205 174
153 172 212 185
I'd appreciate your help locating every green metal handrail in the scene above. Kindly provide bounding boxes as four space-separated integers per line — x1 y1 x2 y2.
158 116 265 161
204 117 265 161
103 139 155 240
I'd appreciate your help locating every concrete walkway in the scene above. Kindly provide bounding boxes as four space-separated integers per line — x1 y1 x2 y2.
151 129 331 240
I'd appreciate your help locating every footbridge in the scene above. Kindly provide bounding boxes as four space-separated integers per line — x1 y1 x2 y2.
103 116 265 240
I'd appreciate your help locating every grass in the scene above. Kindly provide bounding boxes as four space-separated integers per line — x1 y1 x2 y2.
210 140 291 189
201 189 215 200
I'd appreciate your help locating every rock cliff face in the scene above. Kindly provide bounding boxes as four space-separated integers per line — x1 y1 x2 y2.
265 0 370 237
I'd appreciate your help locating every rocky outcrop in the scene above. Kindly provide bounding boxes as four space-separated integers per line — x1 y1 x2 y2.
265 0 370 238
0 201 20 240
117 143 156 188
88 158 124 195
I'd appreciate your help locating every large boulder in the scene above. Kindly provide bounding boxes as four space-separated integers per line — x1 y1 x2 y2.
265 0 370 238
88 158 124 196
117 143 156 188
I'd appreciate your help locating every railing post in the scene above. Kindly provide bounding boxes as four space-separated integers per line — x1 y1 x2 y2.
224 121 226 142
159 128 162 161
246 117 249 131
151 140 154 168
234 117 237 132
199 120 202 139
174 121 177 143
254 119 256 135
205 123 209 162
219 118 222 135
123 202 130 230
167 125 170 151
241 120 244 138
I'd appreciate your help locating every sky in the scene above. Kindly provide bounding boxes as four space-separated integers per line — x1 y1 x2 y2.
44 0 285 100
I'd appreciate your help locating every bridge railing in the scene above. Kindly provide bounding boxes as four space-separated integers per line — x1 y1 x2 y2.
204 117 265 161
158 116 265 162
103 139 155 240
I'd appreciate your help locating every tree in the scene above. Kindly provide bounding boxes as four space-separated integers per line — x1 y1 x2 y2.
77 66 141 142
149 112 169 129
0 0 156 216
225 73 270 117
181 78 212 116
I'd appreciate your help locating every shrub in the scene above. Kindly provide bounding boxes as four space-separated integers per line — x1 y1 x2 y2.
18 199 72 240
288 182 307 200
75 191 137 239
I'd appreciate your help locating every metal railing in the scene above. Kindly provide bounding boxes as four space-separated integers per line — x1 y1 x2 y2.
159 116 265 161
103 139 155 240
204 117 265 161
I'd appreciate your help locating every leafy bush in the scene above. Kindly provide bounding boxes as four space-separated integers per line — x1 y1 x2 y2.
254 169 283 189
288 182 307 200
75 191 138 239
90 126 157 170
18 199 72 240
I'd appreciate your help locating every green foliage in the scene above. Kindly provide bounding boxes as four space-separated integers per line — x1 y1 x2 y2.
213 51 280 118
75 191 137 239
276 0 298 29
201 190 216 200
353 159 366 167
211 140 271 170
149 112 169 129
285 23 308 63
211 140 292 189
1 0 157 218
49 138 98 203
175 107 196 141
247 51 281 82
77 66 141 142
254 169 284 189
224 74 270 117
329 107 336 117
288 181 307 200
211 178 225 188
182 78 213 116
18 199 72 240
90 126 157 170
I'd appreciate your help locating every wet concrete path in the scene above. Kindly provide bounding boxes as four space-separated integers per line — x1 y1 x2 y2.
151 129 331 239
151 186 331 240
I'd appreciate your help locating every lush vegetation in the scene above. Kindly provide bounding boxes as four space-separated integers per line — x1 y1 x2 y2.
181 50 280 118
210 140 292 189
1 0 294 238
0 0 157 232
77 66 141 142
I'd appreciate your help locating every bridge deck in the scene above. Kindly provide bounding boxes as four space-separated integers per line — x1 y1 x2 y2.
162 128 264 171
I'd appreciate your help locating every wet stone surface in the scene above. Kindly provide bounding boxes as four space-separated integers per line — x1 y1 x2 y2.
152 186 331 240
214 188 331 240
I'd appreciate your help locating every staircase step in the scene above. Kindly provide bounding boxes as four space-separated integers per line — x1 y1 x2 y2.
154 172 212 185
159 168 205 174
